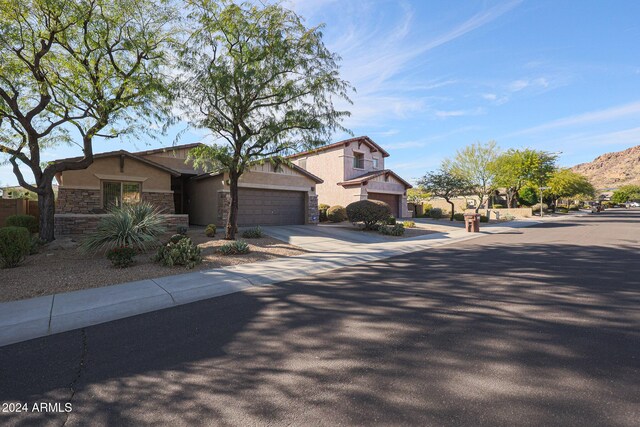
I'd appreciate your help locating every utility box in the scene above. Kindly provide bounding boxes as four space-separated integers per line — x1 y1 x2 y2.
464 213 481 232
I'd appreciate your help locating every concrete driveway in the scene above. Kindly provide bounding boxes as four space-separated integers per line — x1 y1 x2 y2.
261 224 390 252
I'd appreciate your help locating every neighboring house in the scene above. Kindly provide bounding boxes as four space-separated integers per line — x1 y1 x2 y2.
289 136 412 217
1 184 58 200
53 143 322 236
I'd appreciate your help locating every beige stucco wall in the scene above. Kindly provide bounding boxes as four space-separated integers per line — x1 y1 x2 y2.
465 207 533 219
342 141 385 180
366 174 407 194
142 148 199 174
238 162 317 190
58 156 171 192
428 196 481 213
187 175 223 226
293 145 345 207
322 184 365 208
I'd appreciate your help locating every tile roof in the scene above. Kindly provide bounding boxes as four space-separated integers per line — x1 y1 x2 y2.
288 136 390 159
337 169 413 189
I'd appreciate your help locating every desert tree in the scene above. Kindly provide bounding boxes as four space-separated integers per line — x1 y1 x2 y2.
547 169 595 207
611 185 640 204
445 141 500 212
417 169 472 221
178 0 352 239
0 0 176 241
492 148 557 208
406 187 430 205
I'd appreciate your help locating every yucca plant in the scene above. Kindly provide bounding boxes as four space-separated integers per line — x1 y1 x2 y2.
81 203 166 253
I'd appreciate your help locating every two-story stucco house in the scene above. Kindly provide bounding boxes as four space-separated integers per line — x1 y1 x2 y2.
289 136 412 217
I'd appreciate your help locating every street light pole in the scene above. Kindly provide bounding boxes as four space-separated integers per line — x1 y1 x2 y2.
538 151 562 218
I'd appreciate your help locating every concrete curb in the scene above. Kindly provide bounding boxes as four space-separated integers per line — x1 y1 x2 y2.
0 214 581 348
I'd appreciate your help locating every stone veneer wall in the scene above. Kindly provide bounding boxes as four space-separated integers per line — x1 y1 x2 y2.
54 214 189 237
217 191 230 224
56 188 101 214
56 188 174 214
142 192 175 214
307 194 319 224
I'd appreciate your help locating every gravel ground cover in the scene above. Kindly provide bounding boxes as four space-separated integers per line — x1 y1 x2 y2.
0 227 306 303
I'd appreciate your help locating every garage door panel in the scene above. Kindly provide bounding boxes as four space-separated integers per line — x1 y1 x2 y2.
237 188 305 226
368 193 400 217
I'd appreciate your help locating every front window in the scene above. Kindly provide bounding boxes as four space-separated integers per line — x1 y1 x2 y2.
372 158 379 169
103 181 141 209
353 152 365 169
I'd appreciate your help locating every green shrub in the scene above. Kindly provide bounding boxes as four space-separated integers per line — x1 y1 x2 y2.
242 226 264 238
557 207 569 213
569 204 580 211
480 215 489 223
81 203 166 253
492 202 505 208
327 205 347 222
0 226 31 268
319 203 330 222
218 240 250 255
429 208 443 219
155 236 202 268
29 235 44 255
6 214 38 233
176 225 188 235
205 224 216 237
402 220 416 228
384 216 396 225
346 200 391 229
453 213 465 221
379 223 405 236
422 203 433 212
503 214 516 221
106 246 137 268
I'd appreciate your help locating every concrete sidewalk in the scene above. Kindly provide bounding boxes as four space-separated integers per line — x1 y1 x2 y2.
0 215 578 348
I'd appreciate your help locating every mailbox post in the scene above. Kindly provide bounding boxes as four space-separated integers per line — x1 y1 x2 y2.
463 213 481 232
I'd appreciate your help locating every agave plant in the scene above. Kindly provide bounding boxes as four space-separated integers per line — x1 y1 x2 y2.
81 203 166 253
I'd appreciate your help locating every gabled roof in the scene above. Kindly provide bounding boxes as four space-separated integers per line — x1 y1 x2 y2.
54 150 181 177
133 142 204 156
337 169 413 189
193 160 324 184
288 136 391 159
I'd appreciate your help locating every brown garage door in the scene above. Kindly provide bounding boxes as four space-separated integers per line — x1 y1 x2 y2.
368 193 400 217
237 188 306 226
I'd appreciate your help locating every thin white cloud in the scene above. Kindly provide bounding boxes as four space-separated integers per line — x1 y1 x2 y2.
434 107 485 118
292 0 522 132
418 0 522 52
384 126 482 150
547 126 640 149
512 101 640 136
508 77 549 92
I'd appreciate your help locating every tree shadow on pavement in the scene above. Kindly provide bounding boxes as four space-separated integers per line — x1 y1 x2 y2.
1 214 639 426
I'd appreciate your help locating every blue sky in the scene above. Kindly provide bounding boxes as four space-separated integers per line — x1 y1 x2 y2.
3 0 640 186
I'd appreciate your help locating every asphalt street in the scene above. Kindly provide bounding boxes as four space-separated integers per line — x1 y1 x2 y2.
1 210 639 426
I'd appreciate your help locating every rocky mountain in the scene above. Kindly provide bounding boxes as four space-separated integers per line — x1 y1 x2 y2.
571 145 640 190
